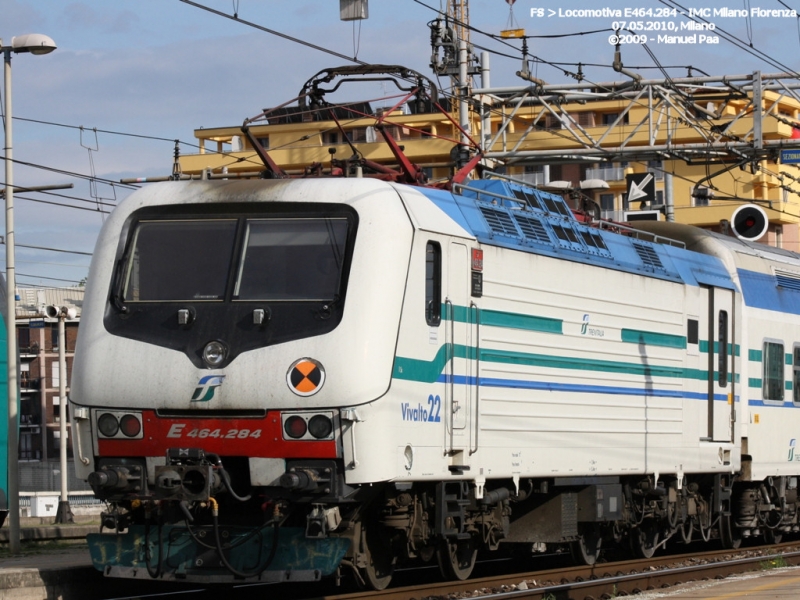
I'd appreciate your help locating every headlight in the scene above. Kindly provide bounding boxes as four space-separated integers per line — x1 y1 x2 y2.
119 414 142 438
283 416 308 439
281 412 336 441
308 414 333 439
203 340 227 367
97 413 119 437
95 411 143 440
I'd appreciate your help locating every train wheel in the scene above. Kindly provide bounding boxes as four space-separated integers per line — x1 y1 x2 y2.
630 522 659 559
571 525 602 565
437 536 477 581
719 514 742 549
357 522 394 590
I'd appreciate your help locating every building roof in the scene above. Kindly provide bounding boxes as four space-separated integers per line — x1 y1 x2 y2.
15 287 84 320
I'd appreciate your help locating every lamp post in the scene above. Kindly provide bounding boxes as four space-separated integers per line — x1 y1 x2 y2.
45 305 76 524
2 33 56 554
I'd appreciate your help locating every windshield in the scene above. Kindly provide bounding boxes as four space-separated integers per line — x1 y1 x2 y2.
122 217 349 302
234 219 348 300
123 220 237 301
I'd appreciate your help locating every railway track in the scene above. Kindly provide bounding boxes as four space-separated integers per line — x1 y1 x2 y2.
305 542 800 600
97 542 800 599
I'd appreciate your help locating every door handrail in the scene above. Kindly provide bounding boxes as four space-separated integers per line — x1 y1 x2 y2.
470 301 480 456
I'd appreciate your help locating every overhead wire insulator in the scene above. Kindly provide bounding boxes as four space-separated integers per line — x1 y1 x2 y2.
171 140 182 181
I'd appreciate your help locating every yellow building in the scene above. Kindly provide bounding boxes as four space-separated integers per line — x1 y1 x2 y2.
178 71 800 250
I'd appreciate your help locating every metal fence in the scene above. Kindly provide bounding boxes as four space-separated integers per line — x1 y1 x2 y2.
18 460 93 493
19 491 102 508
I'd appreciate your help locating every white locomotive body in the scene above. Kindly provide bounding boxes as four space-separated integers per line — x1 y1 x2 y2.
71 177 800 585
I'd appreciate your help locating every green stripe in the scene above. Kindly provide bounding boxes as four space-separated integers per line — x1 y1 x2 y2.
749 378 762 388
750 349 762 362
394 344 708 384
483 348 684 378
700 341 739 356
445 304 742 357
394 344 477 383
621 329 686 349
482 309 562 334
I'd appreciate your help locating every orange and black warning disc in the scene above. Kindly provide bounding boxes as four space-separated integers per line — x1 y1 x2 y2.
287 358 325 396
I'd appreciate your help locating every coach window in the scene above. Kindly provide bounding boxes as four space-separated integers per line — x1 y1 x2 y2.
425 242 441 326
763 341 785 402
793 346 800 404
718 311 728 386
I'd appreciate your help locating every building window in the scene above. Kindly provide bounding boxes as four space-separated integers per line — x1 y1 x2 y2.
18 328 30 352
425 242 441 326
601 112 629 125
763 341 785 401
599 193 615 212
19 432 35 461
648 160 664 180
322 131 340 145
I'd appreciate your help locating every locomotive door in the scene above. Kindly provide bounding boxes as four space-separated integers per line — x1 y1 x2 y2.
445 242 474 454
705 286 735 442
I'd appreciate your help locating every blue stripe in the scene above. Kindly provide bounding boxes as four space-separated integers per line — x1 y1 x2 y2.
748 399 800 408
437 374 734 402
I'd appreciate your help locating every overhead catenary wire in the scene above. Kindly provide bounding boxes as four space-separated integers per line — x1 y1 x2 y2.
174 0 711 167
178 0 370 66
5 272 85 285
657 0 800 78
14 195 110 214
0 242 93 257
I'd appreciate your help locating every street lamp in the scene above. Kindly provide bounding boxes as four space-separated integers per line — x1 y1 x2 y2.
45 305 76 525
2 33 56 554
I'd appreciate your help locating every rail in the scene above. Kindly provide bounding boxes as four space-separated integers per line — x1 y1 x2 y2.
321 542 800 600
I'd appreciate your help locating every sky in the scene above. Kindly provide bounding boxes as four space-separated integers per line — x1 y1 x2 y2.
3 0 800 287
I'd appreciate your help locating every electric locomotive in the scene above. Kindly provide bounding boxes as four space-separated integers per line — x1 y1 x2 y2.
70 175 800 588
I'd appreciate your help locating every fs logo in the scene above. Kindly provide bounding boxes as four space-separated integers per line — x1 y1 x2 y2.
191 375 226 402
790 438 797 462
580 314 590 335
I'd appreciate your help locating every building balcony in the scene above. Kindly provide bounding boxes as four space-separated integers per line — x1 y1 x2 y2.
20 414 41 430
20 377 40 392
586 167 625 182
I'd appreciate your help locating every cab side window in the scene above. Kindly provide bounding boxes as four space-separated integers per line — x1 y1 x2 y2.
425 242 441 326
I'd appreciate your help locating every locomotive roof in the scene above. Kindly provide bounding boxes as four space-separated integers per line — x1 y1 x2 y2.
412 179 735 291
633 219 800 315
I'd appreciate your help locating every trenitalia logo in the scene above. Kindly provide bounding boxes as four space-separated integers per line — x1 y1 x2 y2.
191 375 226 402
581 314 590 335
